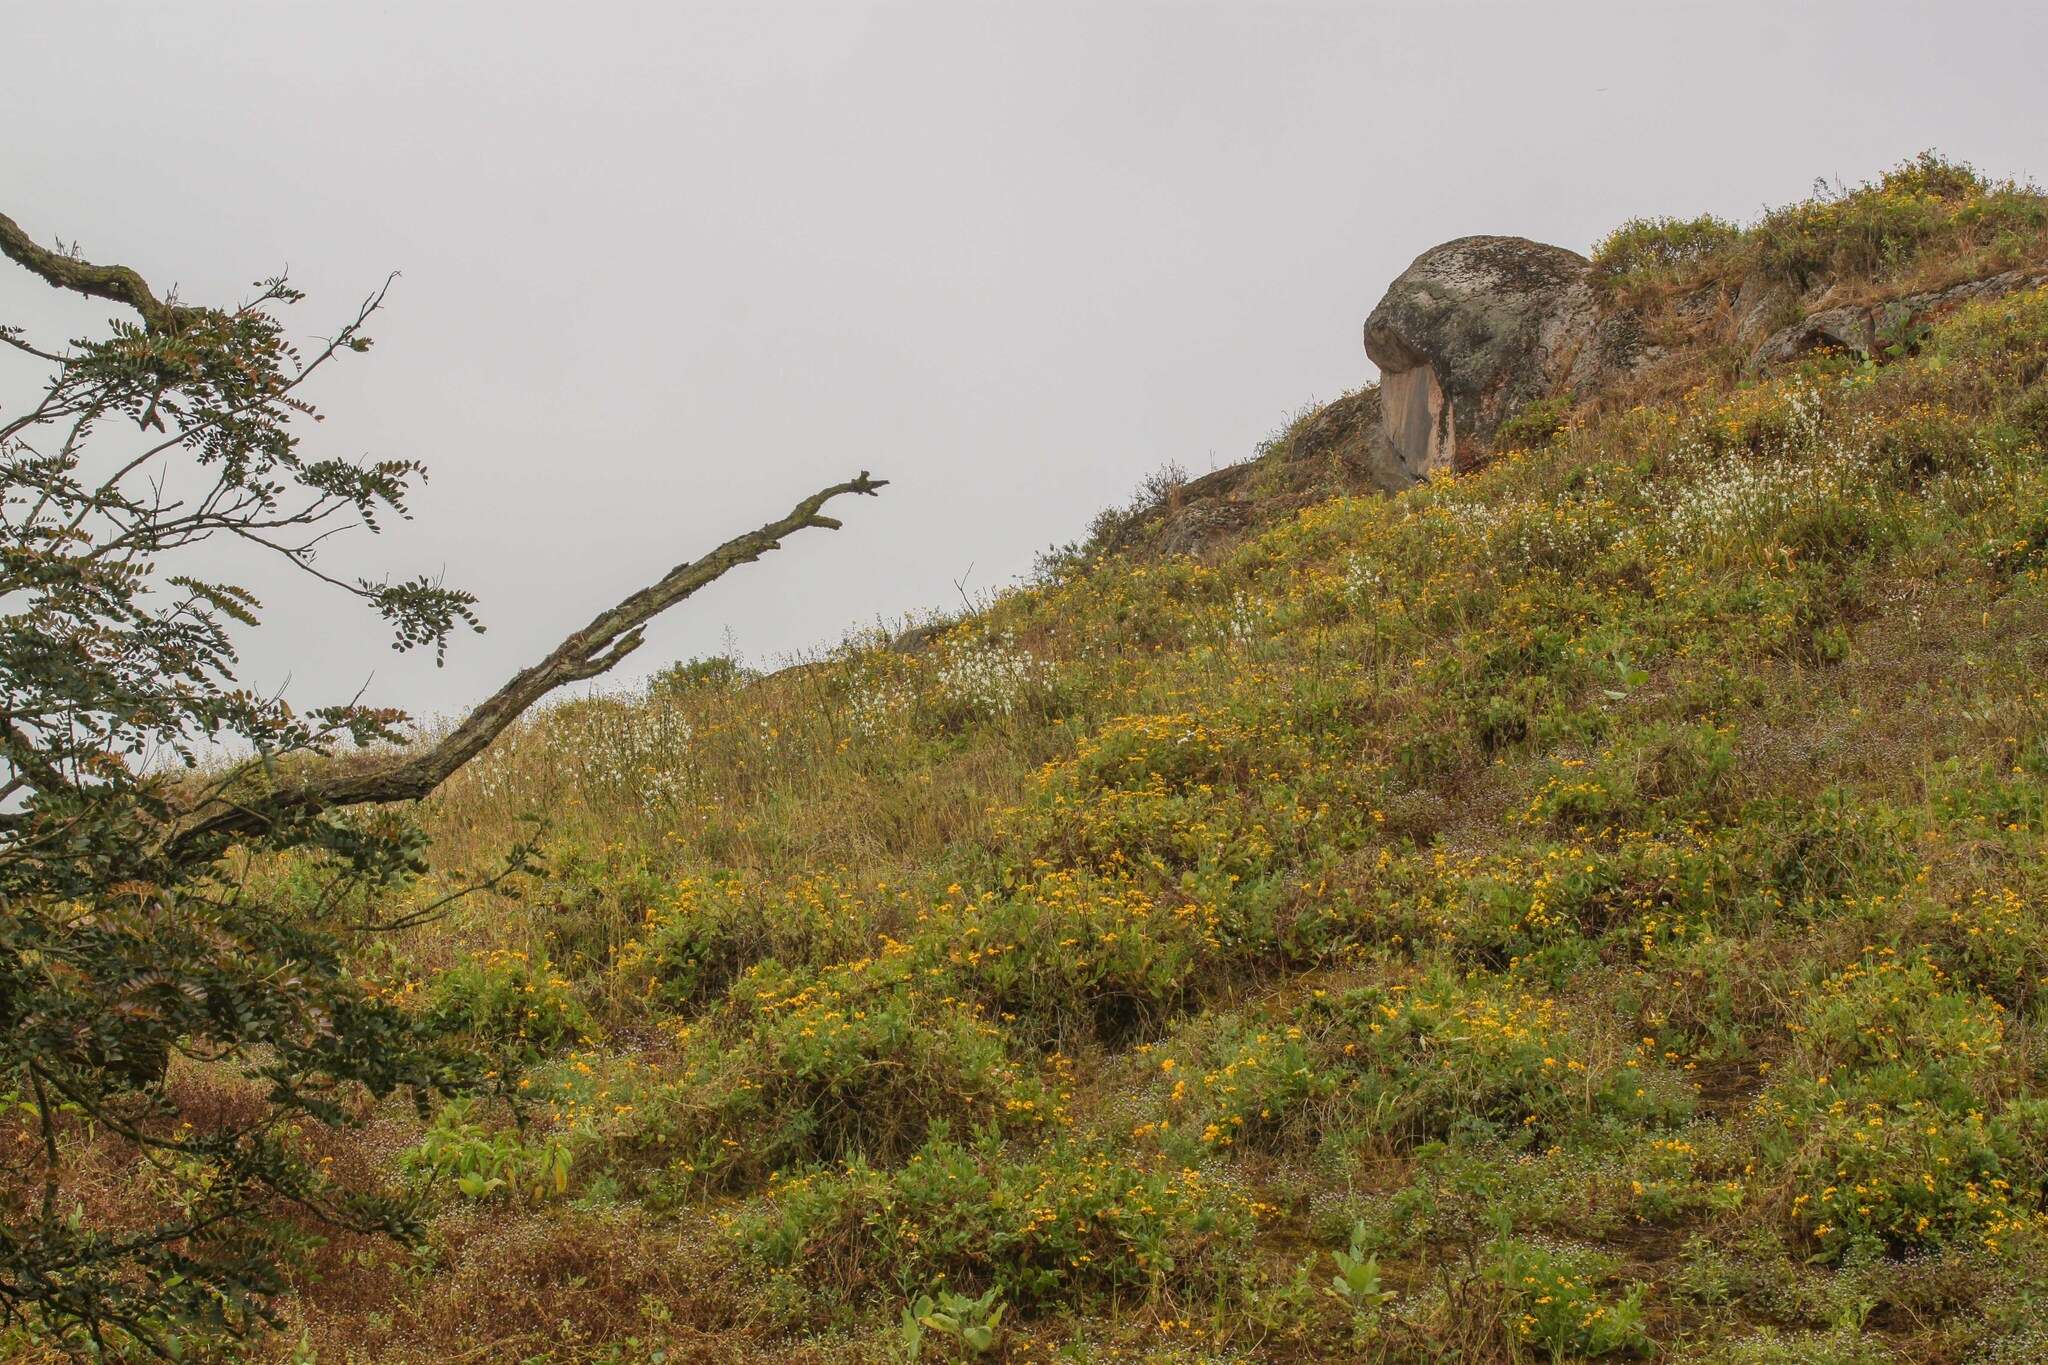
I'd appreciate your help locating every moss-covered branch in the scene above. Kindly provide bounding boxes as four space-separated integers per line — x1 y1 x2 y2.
0 210 203 332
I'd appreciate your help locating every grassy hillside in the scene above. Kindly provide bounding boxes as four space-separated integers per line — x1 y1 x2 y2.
22 156 2048 1363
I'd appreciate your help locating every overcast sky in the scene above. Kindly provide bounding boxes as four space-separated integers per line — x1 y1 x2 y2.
7 1 2046 725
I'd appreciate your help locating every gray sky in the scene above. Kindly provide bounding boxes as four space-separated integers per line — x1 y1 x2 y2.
7 0 2046 725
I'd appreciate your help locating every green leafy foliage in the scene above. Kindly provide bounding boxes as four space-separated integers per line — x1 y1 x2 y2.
736 1136 1255 1306
899 1286 1006 1357
0 246 497 1353
1753 153 2047 289
423 948 596 1062
1593 214 1744 280
401 1099 575 1203
1488 1235 1652 1358
1324 1220 1397 1344
1495 395 1579 450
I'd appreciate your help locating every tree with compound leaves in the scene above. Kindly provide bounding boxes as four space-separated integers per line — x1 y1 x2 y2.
0 209 883 1356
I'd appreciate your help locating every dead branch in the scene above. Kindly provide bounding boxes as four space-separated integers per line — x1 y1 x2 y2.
168 471 886 850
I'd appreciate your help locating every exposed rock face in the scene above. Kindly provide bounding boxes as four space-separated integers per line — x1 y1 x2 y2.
1363 236 1613 476
1748 268 2048 373
1732 270 1800 348
1284 386 1413 492
1148 479 1254 558
1748 306 1877 370
1377 362 1453 480
1101 389 1406 561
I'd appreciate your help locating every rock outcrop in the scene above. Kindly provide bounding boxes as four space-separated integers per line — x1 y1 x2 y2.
1144 389 1400 556
1748 267 2048 373
1363 236 1627 476
1111 228 2044 568
1748 305 1875 370
1284 386 1410 491
1094 389 1403 561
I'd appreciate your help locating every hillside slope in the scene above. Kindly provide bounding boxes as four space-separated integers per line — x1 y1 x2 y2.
25 154 2048 1363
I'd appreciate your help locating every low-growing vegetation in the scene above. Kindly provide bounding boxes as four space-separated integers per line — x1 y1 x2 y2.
1597 151 2048 298
10 154 2048 1360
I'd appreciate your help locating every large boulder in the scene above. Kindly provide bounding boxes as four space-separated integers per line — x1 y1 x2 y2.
1364 236 1619 476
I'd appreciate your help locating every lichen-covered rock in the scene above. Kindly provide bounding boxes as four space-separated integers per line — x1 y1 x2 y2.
1283 387 1414 491
1891 268 2048 322
1747 269 2048 374
1149 485 1255 558
1749 306 1876 369
1363 236 1624 476
1097 389 1407 561
1732 270 1801 347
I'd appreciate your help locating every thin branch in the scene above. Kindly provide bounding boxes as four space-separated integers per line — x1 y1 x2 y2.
0 326 71 364
168 472 887 849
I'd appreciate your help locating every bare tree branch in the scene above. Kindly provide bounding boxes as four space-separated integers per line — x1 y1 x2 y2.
0 211 204 333
168 472 887 849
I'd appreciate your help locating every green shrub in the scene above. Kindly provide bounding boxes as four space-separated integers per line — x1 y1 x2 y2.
1522 761 1630 832
1751 153 2046 288
615 870 882 1012
400 1099 575 1203
1757 1092 2048 1261
1753 948 2048 1260
1487 1236 1652 1358
1866 398 1981 484
1879 150 1993 202
1323 1219 1397 1343
2005 382 2048 449
423 949 596 1060
735 1136 1256 1305
1496 396 1579 450
1621 721 1741 822
1983 493 2048 583
966 869 1233 1044
899 1286 1006 1357
621 951 1054 1190
1917 884 2048 1007
1128 1016 1336 1158
1793 948 2007 1109
535 838 670 979
649 653 752 698
1593 214 1742 279
1778 500 1874 564
1300 973 1692 1150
